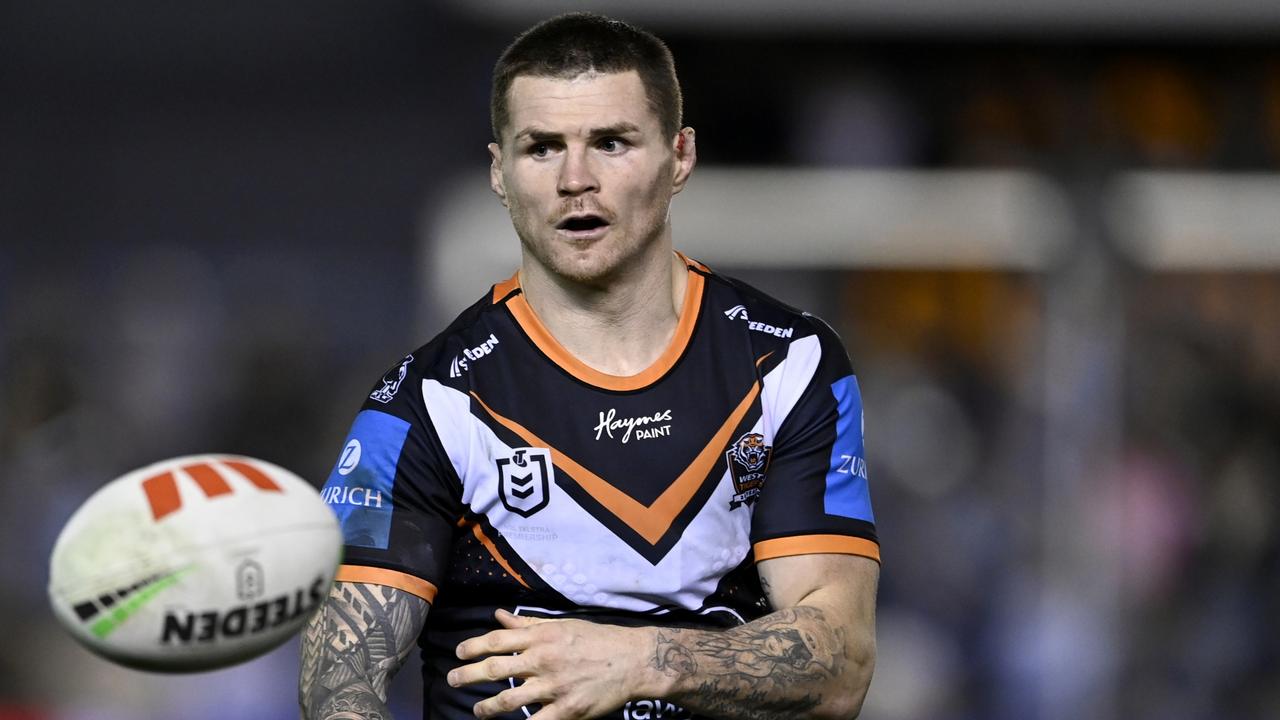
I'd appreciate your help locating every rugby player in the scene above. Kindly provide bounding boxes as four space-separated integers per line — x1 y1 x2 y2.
300 12 879 720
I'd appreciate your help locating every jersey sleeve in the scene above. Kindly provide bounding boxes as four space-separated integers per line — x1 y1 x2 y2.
751 317 880 564
318 354 462 604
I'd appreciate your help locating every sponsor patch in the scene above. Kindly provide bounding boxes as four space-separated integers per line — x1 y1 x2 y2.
322 410 409 549
824 375 874 522
593 408 673 443
337 439 361 476
726 432 771 509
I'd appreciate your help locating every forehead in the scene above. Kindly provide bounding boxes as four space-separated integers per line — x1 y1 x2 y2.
506 71 659 136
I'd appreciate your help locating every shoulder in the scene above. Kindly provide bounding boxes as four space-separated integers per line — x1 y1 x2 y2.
690 259 853 369
360 283 512 413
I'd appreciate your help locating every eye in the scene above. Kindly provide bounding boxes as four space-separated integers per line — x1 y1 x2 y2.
598 137 629 153
529 142 551 158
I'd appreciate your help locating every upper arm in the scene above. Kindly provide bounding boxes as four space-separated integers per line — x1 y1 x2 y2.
752 318 879 568
757 553 878 621
321 356 465 606
301 354 462 716
755 553 878 718
757 552 879 697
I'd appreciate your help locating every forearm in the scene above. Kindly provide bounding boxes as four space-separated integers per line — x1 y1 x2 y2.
299 581 428 720
301 675 393 720
642 601 874 720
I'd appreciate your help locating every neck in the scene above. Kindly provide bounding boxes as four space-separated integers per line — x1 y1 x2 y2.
519 243 687 378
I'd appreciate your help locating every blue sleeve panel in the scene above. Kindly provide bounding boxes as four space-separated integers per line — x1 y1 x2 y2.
321 409 411 550
823 375 874 523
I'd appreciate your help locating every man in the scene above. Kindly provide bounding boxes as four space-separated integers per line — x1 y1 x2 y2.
300 12 879 720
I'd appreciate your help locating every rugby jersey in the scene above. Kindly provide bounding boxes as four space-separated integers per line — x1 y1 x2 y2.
320 253 878 719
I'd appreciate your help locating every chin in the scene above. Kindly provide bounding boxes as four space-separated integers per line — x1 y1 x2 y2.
551 252 622 286
532 236 627 286
521 221 661 287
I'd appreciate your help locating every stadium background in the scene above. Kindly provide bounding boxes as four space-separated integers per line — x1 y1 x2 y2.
3 2 1279 718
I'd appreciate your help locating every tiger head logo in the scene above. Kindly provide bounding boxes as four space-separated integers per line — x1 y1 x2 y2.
726 432 771 509
730 433 769 473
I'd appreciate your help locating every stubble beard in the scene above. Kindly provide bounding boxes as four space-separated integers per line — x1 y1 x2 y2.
509 195 672 289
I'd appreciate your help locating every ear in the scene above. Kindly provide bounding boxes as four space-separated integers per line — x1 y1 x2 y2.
671 127 696 195
488 142 508 207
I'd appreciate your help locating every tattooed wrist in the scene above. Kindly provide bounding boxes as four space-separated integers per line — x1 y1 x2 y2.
312 682 392 720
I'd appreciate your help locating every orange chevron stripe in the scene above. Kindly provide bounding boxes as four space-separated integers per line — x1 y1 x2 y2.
471 366 764 545
457 517 531 589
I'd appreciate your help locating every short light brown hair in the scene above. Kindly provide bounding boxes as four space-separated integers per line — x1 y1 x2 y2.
490 12 683 143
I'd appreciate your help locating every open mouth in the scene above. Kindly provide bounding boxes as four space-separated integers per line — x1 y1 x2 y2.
556 214 610 232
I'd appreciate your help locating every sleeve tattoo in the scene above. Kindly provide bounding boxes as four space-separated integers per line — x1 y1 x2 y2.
651 607 848 719
299 582 428 720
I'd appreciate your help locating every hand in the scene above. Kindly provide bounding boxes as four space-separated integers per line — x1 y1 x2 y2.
448 609 657 719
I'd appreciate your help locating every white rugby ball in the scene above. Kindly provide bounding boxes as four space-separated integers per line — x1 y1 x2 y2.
48 454 342 672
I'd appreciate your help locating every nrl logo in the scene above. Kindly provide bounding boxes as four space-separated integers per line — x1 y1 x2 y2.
726 432 771 509
497 448 553 518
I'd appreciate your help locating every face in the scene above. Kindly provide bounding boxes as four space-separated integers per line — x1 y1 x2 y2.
489 71 695 287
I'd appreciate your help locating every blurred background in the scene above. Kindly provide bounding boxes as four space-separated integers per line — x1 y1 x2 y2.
3 1 1279 718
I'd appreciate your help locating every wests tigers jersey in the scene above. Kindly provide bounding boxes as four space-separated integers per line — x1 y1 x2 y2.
320 254 878 719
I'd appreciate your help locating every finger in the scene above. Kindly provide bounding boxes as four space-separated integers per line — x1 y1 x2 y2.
495 608 544 629
448 653 532 687
472 679 553 719
456 628 529 659
526 699 581 720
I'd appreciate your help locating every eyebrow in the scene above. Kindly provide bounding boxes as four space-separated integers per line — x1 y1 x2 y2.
514 122 643 142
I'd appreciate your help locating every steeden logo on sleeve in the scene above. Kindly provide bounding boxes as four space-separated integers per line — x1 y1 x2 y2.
723 305 793 338
449 333 501 378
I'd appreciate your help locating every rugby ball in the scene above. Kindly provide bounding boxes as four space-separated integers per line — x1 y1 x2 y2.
48 454 342 672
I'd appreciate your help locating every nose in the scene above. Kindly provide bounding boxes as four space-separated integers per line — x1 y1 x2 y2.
557 146 598 197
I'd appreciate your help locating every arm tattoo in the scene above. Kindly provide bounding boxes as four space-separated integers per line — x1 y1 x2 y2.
758 574 773 601
651 607 846 719
299 582 428 720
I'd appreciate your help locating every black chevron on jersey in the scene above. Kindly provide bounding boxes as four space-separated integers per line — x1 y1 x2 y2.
469 383 764 565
